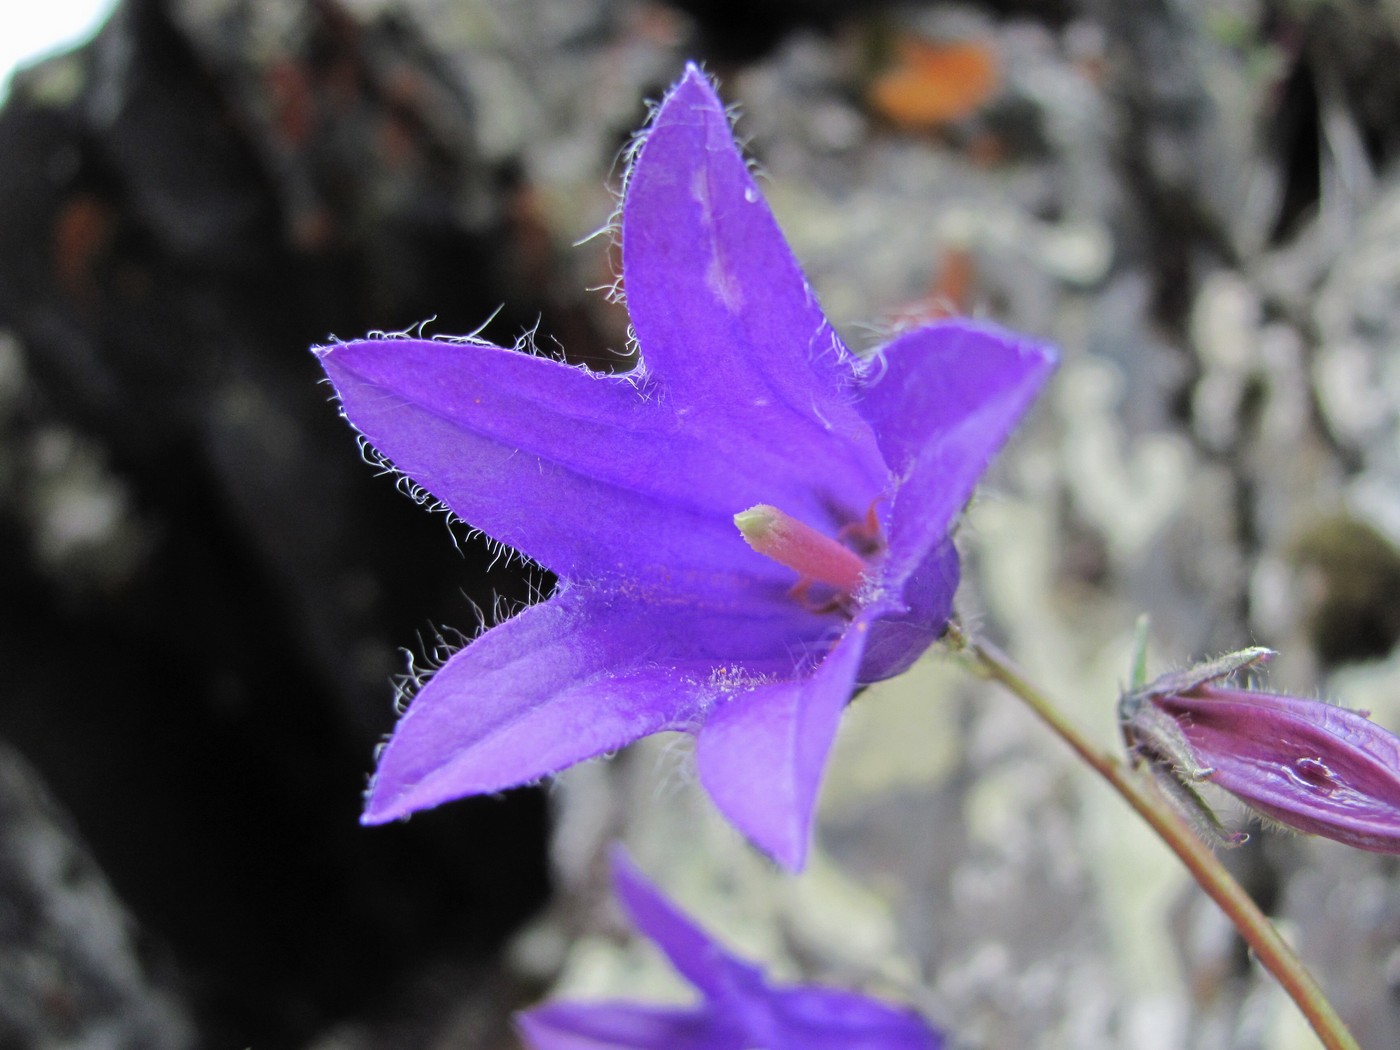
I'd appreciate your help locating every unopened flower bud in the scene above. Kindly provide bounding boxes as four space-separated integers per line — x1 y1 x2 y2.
1122 650 1400 853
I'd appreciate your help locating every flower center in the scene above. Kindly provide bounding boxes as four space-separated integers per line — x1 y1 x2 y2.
733 503 874 595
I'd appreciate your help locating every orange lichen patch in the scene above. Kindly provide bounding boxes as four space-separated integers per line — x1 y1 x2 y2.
53 193 116 295
868 38 1000 131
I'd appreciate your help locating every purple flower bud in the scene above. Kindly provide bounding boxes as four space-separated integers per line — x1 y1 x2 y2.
1125 653 1400 853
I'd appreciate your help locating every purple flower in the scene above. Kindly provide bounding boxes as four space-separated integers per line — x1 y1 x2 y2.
316 64 1054 868
516 850 943 1050
1125 651 1400 852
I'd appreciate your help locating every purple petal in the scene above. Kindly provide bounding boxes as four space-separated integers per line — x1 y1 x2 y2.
610 849 764 1001
362 584 844 824
362 591 696 823
319 335 881 592
517 1001 724 1050
622 66 887 526
695 611 875 869
759 985 943 1050
319 337 755 588
858 537 959 683
859 320 1056 586
1159 687 1400 853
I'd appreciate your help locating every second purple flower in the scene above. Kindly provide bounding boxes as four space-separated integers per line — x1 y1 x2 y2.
517 849 942 1050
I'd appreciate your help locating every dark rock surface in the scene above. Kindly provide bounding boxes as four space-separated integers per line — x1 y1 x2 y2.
0 741 192 1050
0 1 560 1045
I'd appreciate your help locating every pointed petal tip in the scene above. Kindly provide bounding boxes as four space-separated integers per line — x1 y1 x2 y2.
313 340 367 374
908 316 1057 361
312 336 377 361
358 757 533 826
657 62 724 119
866 319 1060 425
1028 336 1060 378
695 622 872 873
955 317 1060 372
695 704 824 873
677 61 715 90
359 757 492 827
1029 334 1058 368
360 768 540 826
311 337 380 387
360 782 410 826
769 830 810 872
697 729 815 871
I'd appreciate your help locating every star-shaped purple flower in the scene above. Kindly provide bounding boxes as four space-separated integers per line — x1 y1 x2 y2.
516 849 943 1050
317 64 1054 868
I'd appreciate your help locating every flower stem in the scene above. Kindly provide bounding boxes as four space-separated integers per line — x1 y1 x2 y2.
947 626 1359 1050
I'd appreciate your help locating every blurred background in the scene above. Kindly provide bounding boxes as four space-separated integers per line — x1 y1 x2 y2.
4 0 1400 1047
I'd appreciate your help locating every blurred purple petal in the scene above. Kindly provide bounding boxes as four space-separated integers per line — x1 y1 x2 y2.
361 592 702 823
765 985 944 1049
517 1001 722 1050
611 848 762 1000
518 852 942 1049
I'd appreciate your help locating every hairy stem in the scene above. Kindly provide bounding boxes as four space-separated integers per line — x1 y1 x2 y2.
948 627 1358 1050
